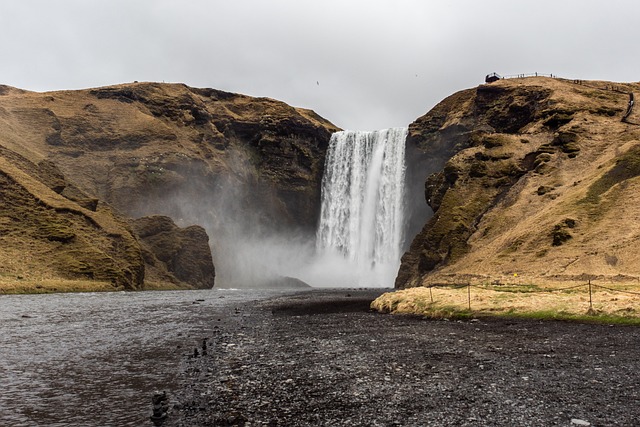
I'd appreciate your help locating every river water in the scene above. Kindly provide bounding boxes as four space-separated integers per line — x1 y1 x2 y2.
0 288 279 426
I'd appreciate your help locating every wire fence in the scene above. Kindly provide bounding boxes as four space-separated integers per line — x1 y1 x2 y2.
486 72 639 126
423 279 640 314
501 72 556 79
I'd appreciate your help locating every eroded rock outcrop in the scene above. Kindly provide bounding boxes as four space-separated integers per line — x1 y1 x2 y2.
131 215 215 290
398 77 640 288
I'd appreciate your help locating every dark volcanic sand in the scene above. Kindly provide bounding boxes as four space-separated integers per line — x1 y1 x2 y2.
167 289 640 426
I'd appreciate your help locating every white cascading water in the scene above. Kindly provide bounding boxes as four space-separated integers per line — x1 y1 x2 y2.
315 128 408 287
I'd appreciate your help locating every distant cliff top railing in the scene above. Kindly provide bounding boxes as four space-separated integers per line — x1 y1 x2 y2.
484 72 639 125
486 72 622 90
484 72 556 83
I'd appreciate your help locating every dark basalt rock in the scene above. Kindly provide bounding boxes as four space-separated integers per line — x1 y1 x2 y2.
475 84 551 133
132 215 215 289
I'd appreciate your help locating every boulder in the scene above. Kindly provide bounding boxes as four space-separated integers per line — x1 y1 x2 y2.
132 216 215 289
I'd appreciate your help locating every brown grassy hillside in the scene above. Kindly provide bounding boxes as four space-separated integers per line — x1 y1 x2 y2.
0 144 145 292
0 83 338 228
398 77 640 289
0 82 338 292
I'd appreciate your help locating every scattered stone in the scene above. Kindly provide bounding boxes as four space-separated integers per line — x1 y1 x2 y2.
537 185 554 196
150 391 169 426
552 219 576 246
169 289 640 426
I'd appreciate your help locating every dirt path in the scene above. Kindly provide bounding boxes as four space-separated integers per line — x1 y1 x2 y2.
167 289 640 426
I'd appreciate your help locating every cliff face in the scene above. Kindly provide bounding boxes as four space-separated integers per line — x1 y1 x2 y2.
0 144 145 291
0 83 338 291
398 77 640 288
5 82 337 230
131 215 215 289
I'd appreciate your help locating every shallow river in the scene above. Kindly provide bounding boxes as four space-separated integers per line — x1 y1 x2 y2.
0 288 280 426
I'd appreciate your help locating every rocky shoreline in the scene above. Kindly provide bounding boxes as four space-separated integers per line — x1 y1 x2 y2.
167 289 640 426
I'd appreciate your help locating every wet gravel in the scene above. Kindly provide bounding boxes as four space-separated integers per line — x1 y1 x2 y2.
168 289 640 426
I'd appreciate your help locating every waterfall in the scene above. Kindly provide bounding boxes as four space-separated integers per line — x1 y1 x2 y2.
315 128 407 287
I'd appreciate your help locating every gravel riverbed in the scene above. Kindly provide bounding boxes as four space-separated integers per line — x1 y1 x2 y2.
167 289 640 426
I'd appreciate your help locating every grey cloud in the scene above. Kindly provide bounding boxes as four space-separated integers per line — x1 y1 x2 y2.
1 0 639 130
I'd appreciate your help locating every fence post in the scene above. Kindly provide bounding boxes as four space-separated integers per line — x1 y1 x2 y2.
468 283 471 311
429 286 433 303
588 279 593 311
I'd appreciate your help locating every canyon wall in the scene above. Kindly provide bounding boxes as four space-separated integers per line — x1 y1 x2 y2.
397 77 640 288
0 83 338 291
3 77 639 292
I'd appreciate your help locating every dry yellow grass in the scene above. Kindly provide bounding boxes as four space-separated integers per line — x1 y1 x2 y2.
372 280 640 321
0 276 120 294
399 76 640 290
0 274 192 294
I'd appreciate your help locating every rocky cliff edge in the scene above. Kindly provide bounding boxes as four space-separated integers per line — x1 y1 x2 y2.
398 77 640 288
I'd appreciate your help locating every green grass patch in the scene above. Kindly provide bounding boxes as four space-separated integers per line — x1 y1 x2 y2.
0 279 121 294
410 306 640 325
418 305 476 320
489 309 640 326
373 282 640 326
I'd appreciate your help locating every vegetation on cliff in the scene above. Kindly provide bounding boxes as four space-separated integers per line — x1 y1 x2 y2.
3 76 638 295
396 77 640 292
0 82 338 292
0 147 144 292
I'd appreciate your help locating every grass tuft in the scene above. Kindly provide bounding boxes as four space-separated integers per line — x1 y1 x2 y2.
372 282 640 325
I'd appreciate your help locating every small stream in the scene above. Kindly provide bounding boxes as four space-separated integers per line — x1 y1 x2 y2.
0 288 279 426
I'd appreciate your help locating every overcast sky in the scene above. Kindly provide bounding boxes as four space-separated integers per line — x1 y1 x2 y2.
1 0 639 130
